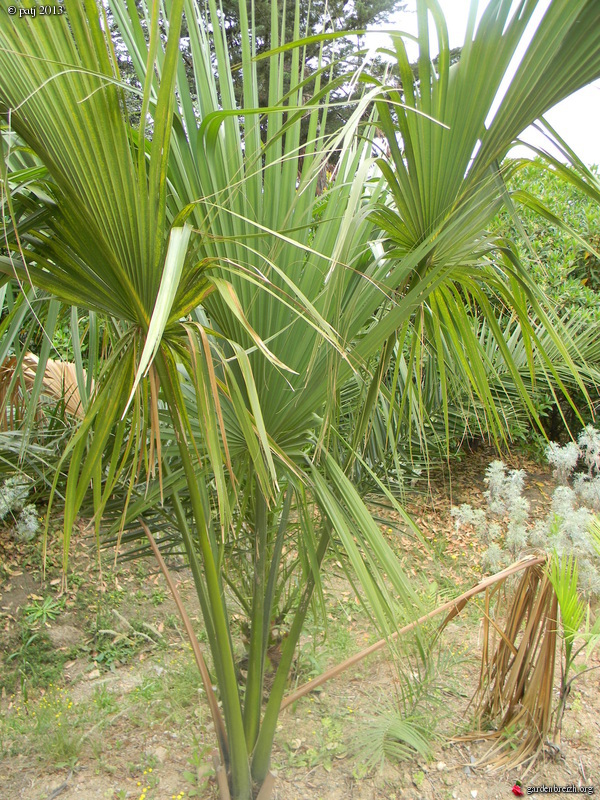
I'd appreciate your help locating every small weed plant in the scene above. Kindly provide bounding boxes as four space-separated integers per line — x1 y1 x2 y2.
24 595 65 626
277 705 349 773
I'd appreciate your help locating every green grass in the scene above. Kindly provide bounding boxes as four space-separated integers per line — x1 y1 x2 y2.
131 651 206 731
91 684 120 714
2 625 77 694
0 684 81 765
0 472 506 784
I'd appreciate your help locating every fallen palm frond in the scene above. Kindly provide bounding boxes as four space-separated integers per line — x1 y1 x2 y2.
281 555 546 709
282 555 559 773
458 561 558 771
0 351 88 427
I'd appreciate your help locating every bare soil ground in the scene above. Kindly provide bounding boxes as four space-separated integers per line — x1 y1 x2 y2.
1 448 599 800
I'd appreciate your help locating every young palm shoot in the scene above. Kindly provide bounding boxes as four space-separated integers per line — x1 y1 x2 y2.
548 553 600 741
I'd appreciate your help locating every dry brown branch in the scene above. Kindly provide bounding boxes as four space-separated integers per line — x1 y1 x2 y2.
281 555 546 711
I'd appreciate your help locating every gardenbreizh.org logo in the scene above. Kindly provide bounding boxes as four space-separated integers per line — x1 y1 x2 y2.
511 780 595 795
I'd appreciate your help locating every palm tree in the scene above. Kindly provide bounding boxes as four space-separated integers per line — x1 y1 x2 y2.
2 1 600 797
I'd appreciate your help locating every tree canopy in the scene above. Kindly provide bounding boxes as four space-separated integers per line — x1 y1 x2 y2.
205 0 407 127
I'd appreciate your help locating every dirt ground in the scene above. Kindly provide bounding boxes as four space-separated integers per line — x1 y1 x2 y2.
1 448 599 800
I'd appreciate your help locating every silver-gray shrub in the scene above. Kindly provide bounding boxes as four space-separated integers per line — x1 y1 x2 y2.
451 503 486 533
481 462 530 558
578 424 600 476
0 475 40 542
546 441 580 484
573 474 600 511
450 427 600 595
0 475 31 520
14 504 40 543
482 542 507 573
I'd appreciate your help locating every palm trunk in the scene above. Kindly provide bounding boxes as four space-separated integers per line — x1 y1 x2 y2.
155 349 253 800
243 488 270 750
251 523 331 785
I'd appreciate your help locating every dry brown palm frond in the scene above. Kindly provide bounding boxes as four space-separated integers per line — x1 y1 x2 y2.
0 351 89 429
281 556 546 710
458 560 558 772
